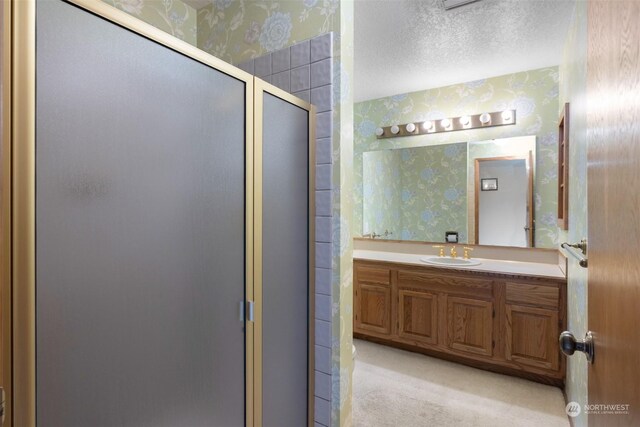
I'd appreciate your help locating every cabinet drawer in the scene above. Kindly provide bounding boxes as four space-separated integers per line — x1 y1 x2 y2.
398 270 493 299
356 265 390 286
506 283 559 308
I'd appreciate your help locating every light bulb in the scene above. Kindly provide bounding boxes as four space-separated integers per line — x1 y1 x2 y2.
375 127 384 137
502 110 513 121
459 115 471 126
422 121 433 131
390 125 400 135
441 118 451 129
479 113 491 124
406 123 416 133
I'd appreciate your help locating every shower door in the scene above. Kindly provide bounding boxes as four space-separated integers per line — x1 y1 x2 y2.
254 81 316 427
27 0 251 425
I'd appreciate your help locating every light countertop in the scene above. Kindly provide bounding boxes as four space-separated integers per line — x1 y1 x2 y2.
353 249 566 280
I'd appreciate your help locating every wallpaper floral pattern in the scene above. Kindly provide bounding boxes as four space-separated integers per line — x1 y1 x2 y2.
400 143 468 242
363 143 468 243
354 67 561 248
197 0 339 65
362 150 402 240
334 4 355 425
559 2 588 426
101 0 197 45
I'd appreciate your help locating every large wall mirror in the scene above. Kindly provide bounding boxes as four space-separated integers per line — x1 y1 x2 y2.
361 135 537 248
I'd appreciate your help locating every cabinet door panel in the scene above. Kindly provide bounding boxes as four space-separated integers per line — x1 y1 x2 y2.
447 297 493 357
398 290 438 345
356 284 391 335
506 304 559 371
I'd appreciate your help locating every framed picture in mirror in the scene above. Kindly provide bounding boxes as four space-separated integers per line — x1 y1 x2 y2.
481 178 498 191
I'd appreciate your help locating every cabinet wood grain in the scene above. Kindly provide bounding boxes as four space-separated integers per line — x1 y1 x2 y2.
397 289 438 345
447 296 493 357
506 304 559 371
353 259 566 386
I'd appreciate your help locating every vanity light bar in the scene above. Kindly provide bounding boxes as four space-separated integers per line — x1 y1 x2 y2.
375 110 517 139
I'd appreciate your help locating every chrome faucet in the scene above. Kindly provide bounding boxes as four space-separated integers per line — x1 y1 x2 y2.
363 232 381 239
363 230 393 239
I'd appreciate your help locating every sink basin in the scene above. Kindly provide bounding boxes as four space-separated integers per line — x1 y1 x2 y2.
420 257 482 267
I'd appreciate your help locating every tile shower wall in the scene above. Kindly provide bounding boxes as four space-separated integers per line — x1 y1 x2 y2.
238 33 335 427
100 0 197 45
558 2 588 426
354 67 560 249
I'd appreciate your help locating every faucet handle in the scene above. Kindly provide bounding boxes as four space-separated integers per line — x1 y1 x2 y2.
463 246 474 260
432 245 445 257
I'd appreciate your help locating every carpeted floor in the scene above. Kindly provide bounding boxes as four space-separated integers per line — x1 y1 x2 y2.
353 339 569 427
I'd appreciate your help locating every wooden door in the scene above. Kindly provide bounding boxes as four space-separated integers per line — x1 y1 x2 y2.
505 304 559 371
397 289 438 346
587 1 640 424
446 296 493 357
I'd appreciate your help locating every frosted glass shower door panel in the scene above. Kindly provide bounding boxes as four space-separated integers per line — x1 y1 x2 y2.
35 1 247 426
262 93 310 427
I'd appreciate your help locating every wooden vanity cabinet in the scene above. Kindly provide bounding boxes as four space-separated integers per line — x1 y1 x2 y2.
353 260 566 386
354 265 392 336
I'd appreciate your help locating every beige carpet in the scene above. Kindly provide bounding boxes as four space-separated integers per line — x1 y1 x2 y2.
353 339 569 427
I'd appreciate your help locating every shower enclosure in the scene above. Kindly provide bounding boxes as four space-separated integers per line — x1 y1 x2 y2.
3 0 316 426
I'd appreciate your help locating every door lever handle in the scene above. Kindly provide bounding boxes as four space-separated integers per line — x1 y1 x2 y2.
559 331 594 363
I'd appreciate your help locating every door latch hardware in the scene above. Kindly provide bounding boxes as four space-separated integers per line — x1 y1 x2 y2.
559 331 594 363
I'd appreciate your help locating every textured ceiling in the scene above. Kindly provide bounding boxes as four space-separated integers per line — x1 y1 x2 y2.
354 0 575 102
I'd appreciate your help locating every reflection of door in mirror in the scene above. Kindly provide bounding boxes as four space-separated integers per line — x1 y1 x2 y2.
474 154 534 247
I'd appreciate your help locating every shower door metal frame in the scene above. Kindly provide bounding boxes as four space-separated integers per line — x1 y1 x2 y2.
7 0 259 425
252 79 316 427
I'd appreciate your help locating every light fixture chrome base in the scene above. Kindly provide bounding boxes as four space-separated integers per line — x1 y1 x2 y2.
375 110 516 139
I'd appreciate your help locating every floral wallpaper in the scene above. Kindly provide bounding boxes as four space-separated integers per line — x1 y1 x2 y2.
197 0 339 65
363 143 468 243
101 0 197 45
362 150 402 239
354 67 560 249
559 1 588 426
400 143 468 242
333 3 355 426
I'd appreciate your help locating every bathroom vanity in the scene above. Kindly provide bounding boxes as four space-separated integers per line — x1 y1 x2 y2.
353 250 566 386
